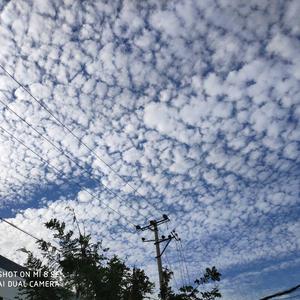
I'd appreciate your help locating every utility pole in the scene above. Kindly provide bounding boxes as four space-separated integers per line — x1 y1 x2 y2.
153 219 164 297
136 215 179 300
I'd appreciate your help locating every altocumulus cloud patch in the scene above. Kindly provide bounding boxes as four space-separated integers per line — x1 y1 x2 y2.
0 1 299 299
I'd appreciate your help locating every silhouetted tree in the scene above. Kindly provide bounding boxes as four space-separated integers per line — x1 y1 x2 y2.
17 217 154 300
161 266 222 300
15 250 73 300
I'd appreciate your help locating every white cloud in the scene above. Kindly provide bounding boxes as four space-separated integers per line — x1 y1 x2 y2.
203 73 224 97
284 0 300 35
150 10 180 37
0 1 299 299
144 102 178 135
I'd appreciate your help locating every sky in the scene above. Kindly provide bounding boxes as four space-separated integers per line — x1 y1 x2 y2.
0 0 299 299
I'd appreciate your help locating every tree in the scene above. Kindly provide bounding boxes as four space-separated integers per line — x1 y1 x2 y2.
15 250 73 300
124 268 154 300
161 266 222 300
17 217 154 300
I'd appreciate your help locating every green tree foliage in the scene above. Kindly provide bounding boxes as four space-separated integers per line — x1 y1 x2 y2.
161 266 222 300
17 218 154 300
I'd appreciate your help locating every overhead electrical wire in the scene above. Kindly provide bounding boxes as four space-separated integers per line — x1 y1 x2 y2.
0 64 196 290
0 125 137 228
260 285 300 300
0 109 143 254
0 87 176 268
0 216 61 255
178 241 189 287
179 239 191 286
0 211 135 254
278 294 300 300
174 239 186 287
0 168 138 251
0 217 40 241
0 94 147 219
0 66 184 260
165 249 179 291
0 212 140 255
0 63 164 218
0 63 193 282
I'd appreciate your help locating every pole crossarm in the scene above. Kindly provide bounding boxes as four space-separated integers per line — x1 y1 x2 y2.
136 214 170 231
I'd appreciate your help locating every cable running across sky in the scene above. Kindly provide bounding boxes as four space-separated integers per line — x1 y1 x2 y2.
0 125 137 228
0 63 165 218
0 94 148 219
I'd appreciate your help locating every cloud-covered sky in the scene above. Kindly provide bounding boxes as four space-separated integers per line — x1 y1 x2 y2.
0 0 299 299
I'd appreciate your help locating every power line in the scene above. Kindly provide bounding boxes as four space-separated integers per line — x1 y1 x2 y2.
0 185 140 258
0 92 163 257
0 94 147 219
0 64 164 217
0 94 152 253
0 211 137 257
179 239 191 286
165 249 179 290
0 64 193 286
260 285 300 300
277 294 300 300
0 66 198 300
176 240 189 286
174 240 186 287
0 125 137 228
0 216 60 257
0 217 40 241
0 196 139 252
0 65 184 265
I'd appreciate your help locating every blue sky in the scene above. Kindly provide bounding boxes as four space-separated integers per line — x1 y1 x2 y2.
0 0 299 299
